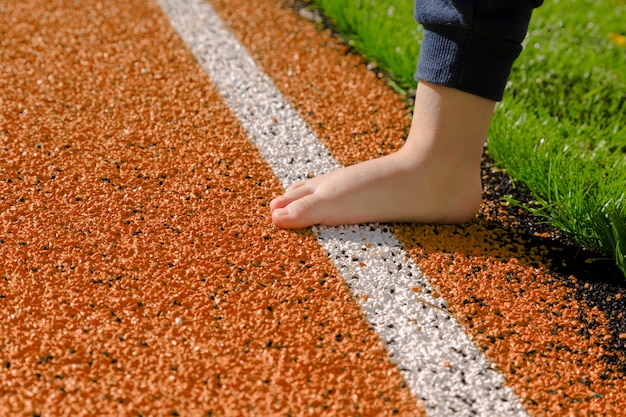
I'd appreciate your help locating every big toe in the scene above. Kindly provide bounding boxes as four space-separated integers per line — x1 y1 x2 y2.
271 196 318 229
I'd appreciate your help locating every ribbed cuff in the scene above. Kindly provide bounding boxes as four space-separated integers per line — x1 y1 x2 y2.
415 25 523 101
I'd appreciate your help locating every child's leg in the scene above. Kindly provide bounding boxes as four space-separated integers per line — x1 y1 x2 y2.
270 81 495 228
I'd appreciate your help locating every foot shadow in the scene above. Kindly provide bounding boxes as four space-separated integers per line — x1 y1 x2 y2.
393 217 626 372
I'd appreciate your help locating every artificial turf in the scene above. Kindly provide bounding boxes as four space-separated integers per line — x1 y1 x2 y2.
308 0 626 278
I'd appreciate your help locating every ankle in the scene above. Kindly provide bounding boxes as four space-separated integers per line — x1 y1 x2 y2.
404 82 495 166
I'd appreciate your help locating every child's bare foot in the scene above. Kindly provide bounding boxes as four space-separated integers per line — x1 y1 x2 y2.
270 82 496 229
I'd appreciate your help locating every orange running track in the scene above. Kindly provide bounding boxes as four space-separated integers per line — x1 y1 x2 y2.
1 0 625 416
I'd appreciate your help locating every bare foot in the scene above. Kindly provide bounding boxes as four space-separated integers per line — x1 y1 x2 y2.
270 82 496 229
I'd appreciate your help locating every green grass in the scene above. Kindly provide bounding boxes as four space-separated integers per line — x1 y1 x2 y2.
310 0 420 93
310 0 626 277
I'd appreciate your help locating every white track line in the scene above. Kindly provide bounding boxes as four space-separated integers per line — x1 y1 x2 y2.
158 0 529 415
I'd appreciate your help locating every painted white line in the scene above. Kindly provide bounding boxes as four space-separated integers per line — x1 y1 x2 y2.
158 0 530 415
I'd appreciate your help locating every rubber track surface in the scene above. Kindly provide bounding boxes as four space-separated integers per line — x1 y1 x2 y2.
1 0 625 415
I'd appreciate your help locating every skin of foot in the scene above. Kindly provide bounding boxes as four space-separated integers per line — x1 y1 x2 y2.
270 82 496 229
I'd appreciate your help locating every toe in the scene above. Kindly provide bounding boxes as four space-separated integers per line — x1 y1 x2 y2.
271 196 317 229
269 195 289 211
269 181 313 211
286 180 307 192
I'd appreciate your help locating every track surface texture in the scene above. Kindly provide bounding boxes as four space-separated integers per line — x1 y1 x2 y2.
1 0 625 416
